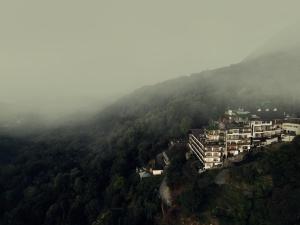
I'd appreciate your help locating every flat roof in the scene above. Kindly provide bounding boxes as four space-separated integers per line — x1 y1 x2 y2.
225 123 251 129
283 118 300 124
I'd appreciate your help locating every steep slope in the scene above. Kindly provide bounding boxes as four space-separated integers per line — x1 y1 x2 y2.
173 137 300 225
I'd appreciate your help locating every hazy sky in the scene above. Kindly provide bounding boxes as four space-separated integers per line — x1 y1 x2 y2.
1 0 300 118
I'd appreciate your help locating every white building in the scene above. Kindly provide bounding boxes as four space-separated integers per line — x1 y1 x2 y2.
225 124 252 156
188 129 225 169
188 110 298 170
250 120 281 147
282 119 300 142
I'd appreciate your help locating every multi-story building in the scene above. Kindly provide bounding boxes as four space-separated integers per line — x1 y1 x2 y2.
282 118 300 142
250 120 281 147
188 129 225 169
188 109 298 169
225 124 252 156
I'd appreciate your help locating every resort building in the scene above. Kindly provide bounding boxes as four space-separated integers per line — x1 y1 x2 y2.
225 124 252 156
250 120 281 147
188 129 225 169
282 118 300 142
188 109 299 169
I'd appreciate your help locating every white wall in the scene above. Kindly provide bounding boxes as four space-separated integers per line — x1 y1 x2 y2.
282 123 300 135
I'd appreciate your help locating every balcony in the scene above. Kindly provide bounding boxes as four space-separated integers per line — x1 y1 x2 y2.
227 146 238 151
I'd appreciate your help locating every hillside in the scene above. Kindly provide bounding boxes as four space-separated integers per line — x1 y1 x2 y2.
98 48 300 132
164 137 300 225
1 47 300 225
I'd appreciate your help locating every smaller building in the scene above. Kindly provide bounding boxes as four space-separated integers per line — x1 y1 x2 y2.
136 168 152 180
151 170 164 176
223 108 251 124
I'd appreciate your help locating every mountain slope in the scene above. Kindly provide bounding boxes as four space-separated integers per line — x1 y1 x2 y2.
173 137 300 225
1 45 300 225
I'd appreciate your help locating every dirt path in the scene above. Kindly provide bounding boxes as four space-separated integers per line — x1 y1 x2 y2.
159 177 172 207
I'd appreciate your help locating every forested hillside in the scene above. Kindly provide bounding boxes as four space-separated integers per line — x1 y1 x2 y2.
168 137 300 225
1 49 300 225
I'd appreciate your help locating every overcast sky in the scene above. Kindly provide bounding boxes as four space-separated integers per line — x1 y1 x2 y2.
1 0 300 118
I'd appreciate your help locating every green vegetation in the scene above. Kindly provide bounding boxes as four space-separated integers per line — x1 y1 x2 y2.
175 137 300 225
0 133 164 225
165 146 190 188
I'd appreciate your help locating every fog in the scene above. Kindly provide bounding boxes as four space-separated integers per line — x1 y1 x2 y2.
1 0 300 125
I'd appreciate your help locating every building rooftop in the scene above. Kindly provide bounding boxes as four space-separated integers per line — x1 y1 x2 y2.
251 114 260 119
189 129 225 148
283 118 300 124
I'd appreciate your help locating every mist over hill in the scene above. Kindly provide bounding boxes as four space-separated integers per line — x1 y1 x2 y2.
1 29 300 225
101 45 300 126
2 35 300 140
246 23 300 60
109 24 300 117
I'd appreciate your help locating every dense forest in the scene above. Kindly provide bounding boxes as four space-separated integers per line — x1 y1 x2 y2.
166 137 300 225
1 49 300 225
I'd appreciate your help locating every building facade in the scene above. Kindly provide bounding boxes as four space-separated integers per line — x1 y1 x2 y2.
188 129 225 169
188 109 299 169
282 119 300 142
250 120 281 147
225 124 252 156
